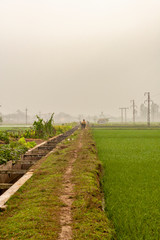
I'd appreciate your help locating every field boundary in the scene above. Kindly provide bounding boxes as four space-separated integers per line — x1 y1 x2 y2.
72 129 115 239
91 125 160 129
0 128 115 239
92 128 160 239
0 126 79 209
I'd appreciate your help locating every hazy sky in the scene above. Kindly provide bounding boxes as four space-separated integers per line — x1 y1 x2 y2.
0 0 160 117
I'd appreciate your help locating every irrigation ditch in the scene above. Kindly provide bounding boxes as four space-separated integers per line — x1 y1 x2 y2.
0 125 79 210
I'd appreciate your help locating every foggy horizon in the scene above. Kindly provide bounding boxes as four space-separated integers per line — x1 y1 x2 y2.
1 0 160 118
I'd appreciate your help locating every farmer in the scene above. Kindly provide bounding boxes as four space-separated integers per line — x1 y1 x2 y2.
81 119 86 129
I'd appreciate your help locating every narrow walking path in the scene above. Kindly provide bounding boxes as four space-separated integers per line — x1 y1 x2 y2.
59 133 82 240
0 129 114 240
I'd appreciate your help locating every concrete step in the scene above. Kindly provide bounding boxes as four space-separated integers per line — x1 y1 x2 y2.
38 146 53 150
0 183 13 189
20 160 37 165
0 170 27 174
23 154 46 160
31 150 49 155
45 142 56 146
24 153 46 157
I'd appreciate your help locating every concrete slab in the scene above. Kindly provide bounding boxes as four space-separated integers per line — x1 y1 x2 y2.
0 170 34 209
0 183 13 189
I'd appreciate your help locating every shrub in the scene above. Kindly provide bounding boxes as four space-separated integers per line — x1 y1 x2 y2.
0 138 36 165
33 114 55 139
0 131 9 144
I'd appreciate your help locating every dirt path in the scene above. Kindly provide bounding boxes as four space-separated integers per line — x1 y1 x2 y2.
0 129 114 240
58 133 83 240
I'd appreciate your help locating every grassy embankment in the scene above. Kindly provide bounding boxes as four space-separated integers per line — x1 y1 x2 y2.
0 142 71 239
72 130 114 239
0 129 114 239
92 129 160 240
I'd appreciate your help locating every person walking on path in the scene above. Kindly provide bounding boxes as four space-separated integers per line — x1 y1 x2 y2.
81 119 86 129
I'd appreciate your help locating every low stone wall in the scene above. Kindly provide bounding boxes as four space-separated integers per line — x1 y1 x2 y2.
0 126 79 187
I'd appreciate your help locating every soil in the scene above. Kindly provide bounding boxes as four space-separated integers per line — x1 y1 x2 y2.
58 133 82 240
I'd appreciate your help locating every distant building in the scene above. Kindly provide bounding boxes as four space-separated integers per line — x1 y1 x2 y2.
54 112 76 123
97 118 109 124
97 112 109 124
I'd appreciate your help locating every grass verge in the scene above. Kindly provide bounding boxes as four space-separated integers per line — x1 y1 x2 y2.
72 129 115 240
0 129 115 239
0 133 77 240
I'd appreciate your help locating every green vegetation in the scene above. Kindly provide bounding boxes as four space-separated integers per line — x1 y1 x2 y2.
18 137 36 149
0 127 31 141
92 122 160 127
54 125 72 135
72 130 114 240
92 124 160 130
0 121 75 140
0 126 29 132
32 115 73 138
0 129 114 239
0 116 3 124
19 123 73 139
0 127 37 165
0 144 27 165
33 114 55 139
0 130 78 239
0 119 75 165
0 137 36 165
0 146 70 239
92 129 160 240
0 131 9 144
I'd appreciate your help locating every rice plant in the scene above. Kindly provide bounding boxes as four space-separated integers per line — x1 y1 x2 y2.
93 129 160 240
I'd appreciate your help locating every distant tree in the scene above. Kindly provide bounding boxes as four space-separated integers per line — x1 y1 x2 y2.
0 116 3 124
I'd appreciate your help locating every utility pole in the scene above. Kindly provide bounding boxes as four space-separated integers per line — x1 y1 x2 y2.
119 107 129 123
25 108 28 125
130 100 136 124
144 92 152 127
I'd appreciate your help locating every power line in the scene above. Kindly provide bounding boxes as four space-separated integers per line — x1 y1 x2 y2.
130 100 137 124
144 92 152 127
119 107 129 123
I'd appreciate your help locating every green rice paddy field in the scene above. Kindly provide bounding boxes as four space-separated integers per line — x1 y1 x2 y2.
92 129 160 240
